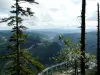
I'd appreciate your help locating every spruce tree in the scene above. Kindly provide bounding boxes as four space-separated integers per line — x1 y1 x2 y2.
0 0 45 75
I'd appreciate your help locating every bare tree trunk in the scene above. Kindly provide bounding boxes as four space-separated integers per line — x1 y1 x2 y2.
75 59 78 75
80 0 86 75
97 3 100 75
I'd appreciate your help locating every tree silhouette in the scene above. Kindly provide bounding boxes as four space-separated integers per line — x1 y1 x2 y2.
97 3 100 75
80 0 86 75
0 0 45 75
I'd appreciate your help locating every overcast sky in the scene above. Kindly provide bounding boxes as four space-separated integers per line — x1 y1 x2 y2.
0 0 99 30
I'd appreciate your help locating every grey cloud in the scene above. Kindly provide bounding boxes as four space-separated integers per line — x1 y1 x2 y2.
0 0 14 9
87 12 97 21
71 0 81 4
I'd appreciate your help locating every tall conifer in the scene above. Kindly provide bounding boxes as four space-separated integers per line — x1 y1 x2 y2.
0 0 45 75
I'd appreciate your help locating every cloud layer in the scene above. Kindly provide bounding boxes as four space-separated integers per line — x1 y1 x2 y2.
0 0 98 30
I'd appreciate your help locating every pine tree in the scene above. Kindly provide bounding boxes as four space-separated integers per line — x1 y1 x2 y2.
97 3 100 75
80 0 86 75
0 0 45 75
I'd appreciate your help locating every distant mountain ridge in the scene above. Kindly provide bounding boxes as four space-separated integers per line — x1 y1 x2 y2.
53 31 97 55
0 30 97 66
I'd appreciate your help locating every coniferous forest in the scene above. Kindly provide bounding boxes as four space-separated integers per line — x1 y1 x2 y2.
0 0 99 75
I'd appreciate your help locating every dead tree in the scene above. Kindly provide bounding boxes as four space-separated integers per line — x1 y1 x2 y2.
97 3 100 75
80 0 86 75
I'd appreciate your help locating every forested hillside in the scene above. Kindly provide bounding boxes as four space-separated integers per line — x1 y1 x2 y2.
0 30 97 66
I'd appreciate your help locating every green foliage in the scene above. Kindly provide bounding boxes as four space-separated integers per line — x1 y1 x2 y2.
64 38 70 46
51 36 96 73
22 51 45 71
58 35 63 40
51 37 82 67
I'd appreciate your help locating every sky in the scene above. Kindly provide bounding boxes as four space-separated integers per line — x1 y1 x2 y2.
0 0 99 30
